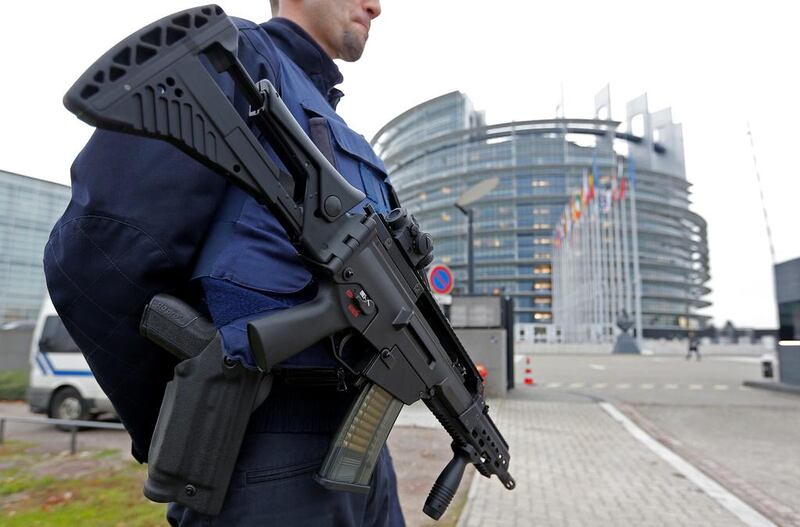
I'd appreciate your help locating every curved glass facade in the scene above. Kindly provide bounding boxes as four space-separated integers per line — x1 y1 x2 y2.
372 91 710 337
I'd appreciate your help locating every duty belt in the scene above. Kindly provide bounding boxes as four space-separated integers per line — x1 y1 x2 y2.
271 367 350 391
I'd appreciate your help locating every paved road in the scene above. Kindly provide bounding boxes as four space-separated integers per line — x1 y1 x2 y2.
510 353 800 526
0 401 131 455
459 399 749 527
515 354 797 406
4 352 798 526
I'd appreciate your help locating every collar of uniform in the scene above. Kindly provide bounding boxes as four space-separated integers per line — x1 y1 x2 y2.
261 17 344 109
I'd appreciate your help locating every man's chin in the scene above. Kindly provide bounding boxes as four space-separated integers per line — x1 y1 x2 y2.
339 33 366 62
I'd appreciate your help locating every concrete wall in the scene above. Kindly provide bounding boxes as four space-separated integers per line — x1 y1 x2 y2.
455 328 507 397
0 328 33 371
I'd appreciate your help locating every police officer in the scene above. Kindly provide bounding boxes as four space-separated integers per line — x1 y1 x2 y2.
169 0 404 524
46 0 405 525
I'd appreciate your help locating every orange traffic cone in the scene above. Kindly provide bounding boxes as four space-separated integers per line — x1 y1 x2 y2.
523 356 534 386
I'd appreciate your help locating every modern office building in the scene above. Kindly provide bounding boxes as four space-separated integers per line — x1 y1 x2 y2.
774 257 800 386
0 170 70 324
372 88 710 339
776 257 800 342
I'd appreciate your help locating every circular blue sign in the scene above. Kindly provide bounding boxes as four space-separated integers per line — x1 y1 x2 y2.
428 264 454 295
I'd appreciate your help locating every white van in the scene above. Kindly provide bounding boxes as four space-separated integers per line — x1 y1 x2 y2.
26 297 115 421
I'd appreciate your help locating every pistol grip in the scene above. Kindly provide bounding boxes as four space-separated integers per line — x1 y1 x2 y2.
246 283 349 371
140 294 217 361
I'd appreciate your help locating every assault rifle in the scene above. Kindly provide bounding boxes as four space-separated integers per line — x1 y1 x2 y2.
63 5 514 520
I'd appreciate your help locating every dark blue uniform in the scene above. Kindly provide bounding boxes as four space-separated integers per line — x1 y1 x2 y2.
45 15 404 527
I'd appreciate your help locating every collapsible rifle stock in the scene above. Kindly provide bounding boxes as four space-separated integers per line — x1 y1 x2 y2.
64 5 514 520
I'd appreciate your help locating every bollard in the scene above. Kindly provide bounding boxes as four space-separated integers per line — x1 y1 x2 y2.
761 358 774 379
70 425 78 455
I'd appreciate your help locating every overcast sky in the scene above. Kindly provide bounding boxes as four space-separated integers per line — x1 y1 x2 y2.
1 0 797 328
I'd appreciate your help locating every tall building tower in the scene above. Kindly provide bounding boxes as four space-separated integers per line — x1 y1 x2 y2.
0 170 70 324
372 89 710 339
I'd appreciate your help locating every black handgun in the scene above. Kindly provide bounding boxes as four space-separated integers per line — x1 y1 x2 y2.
64 5 514 520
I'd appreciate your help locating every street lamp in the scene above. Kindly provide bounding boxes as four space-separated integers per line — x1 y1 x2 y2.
454 177 499 294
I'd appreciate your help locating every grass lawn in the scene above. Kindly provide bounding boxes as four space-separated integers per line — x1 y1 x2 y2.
0 441 166 526
0 371 28 401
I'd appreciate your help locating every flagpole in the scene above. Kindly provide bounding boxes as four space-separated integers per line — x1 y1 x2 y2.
593 177 606 342
600 184 612 342
559 239 564 342
558 214 569 343
746 123 776 264
607 202 615 341
607 177 620 342
613 162 625 330
582 197 590 342
579 204 585 342
620 169 633 317
553 237 558 341
585 171 595 342
576 211 581 343
565 207 572 343
629 160 643 350
604 179 615 342
561 207 567 342
594 179 601 342
565 208 571 343
569 202 580 342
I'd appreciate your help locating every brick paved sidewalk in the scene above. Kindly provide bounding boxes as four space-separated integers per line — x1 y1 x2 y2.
457 400 747 527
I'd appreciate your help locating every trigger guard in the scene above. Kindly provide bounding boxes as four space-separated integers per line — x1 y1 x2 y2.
330 331 372 376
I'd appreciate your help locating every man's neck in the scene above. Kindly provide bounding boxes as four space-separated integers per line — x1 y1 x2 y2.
276 10 336 59
262 18 344 108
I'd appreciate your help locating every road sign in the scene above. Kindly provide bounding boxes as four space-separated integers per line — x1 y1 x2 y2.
428 264 454 295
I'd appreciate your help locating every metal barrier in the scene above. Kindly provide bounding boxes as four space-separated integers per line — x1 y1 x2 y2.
0 415 126 455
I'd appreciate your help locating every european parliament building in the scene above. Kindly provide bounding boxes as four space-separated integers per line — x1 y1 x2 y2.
0 170 70 324
372 89 710 339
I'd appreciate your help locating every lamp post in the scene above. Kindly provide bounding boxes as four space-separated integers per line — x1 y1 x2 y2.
455 177 499 294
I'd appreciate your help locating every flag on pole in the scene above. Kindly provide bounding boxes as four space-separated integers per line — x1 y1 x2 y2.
599 188 611 213
619 174 627 201
590 155 600 204
581 172 590 205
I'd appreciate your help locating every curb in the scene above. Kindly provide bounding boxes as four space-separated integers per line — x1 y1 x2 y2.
743 380 800 395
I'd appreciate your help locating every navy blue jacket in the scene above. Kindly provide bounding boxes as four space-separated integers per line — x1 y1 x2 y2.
44 17 394 461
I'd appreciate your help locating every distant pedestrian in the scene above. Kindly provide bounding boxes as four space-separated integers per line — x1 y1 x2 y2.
686 332 701 361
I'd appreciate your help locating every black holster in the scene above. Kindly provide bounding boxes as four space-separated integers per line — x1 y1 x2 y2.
140 294 272 515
